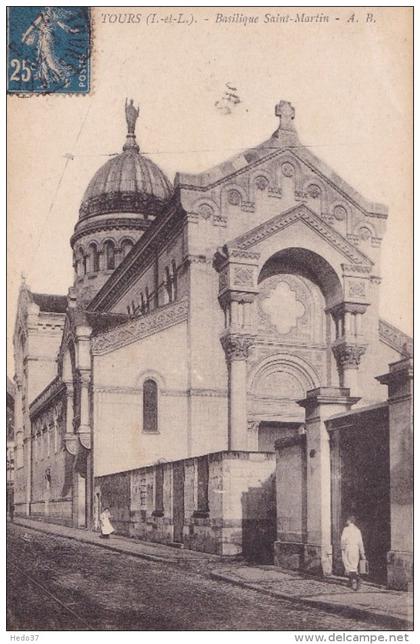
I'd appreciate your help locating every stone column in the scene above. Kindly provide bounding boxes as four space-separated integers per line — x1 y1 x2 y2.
330 302 368 395
76 326 92 437
63 383 78 455
298 387 359 575
221 333 255 450
377 358 413 590
247 420 260 451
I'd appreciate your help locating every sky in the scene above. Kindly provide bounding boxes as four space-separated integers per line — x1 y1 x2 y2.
7 6 413 375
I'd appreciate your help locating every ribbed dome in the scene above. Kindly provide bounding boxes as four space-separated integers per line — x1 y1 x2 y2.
79 100 173 219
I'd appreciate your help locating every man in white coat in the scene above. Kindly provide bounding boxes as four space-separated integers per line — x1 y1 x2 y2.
341 515 366 590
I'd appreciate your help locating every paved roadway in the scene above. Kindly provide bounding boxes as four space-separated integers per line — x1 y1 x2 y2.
7 524 383 631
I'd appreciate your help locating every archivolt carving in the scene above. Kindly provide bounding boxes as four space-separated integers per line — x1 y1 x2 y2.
249 353 319 398
230 204 372 266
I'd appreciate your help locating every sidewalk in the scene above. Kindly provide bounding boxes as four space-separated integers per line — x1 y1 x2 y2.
211 565 413 630
12 516 220 565
12 518 413 629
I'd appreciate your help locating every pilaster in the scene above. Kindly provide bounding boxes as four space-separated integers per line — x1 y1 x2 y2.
215 246 260 451
220 332 255 450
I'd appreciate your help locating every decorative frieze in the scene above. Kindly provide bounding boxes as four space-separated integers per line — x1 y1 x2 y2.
91 298 189 355
379 319 413 357
347 279 367 300
341 263 372 276
233 266 254 288
241 201 255 213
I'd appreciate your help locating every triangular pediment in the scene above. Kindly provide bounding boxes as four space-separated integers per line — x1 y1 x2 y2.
227 204 373 266
177 136 387 221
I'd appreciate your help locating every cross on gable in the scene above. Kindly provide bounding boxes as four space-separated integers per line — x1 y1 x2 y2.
274 100 296 132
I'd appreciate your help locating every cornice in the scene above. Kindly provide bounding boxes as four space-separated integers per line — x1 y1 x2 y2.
30 377 65 419
91 298 189 355
71 217 150 248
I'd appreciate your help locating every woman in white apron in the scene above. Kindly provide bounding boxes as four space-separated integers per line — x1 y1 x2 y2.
341 515 366 590
99 507 115 539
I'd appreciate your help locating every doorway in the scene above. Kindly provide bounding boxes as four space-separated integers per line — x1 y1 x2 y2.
331 417 390 584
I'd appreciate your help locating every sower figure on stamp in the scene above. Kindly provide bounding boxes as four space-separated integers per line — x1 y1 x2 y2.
21 8 79 88
341 515 366 591
99 507 115 539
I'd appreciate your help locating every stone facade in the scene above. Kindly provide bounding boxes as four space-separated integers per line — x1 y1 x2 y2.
12 100 411 573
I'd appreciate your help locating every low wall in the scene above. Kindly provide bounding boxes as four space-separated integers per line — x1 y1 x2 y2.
95 450 276 558
28 498 73 526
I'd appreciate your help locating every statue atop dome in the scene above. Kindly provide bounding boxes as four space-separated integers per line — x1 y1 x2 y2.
125 98 140 135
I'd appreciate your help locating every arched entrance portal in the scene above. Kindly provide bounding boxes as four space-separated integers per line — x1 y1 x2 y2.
248 248 343 452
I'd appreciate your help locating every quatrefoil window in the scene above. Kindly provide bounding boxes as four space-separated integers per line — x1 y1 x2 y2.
261 281 305 334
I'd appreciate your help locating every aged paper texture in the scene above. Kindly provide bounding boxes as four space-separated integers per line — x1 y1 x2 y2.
7 6 413 634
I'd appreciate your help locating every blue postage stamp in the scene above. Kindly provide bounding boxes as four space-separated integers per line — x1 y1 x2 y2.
7 7 91 94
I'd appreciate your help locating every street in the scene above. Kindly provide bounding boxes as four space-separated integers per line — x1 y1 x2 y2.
7 523 385 631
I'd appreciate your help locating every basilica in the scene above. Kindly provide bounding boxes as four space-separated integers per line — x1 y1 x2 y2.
13 99 412 589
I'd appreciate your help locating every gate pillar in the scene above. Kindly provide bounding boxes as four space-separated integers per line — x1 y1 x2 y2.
297 387 359 576
377 358 413 590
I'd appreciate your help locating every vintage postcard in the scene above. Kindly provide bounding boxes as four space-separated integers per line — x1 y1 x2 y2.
6 5 413 636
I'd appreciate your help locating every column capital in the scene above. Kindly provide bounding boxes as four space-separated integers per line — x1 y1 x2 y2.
77 369 91 386
328 301 369 318
332 341 367 370
220 332 255 361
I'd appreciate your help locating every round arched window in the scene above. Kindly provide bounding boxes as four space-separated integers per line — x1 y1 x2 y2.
143 379 158 433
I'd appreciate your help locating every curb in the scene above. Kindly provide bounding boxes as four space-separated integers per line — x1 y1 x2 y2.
12 519 179 564
210 572 413 631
